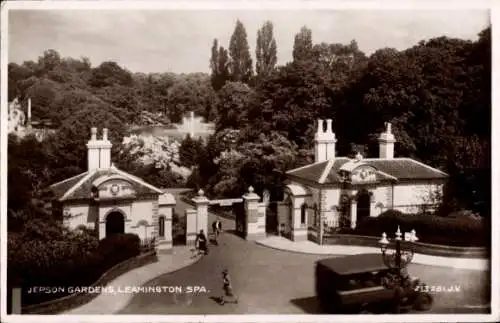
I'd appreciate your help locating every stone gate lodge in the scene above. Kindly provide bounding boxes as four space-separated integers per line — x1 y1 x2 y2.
49 127 267 253
49 120 447 249
278 120 448 243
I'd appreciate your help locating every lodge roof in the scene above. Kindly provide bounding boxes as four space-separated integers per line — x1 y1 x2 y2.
50 166 166 202
286 157 448 185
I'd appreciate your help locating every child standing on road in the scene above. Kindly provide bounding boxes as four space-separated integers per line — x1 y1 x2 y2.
220 269 238 305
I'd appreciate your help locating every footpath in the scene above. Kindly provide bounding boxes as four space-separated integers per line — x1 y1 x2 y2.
63 246 201 315
256 236 489 271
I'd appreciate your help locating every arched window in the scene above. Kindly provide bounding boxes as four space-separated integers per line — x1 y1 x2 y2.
158 216 165 237
301 204 306 225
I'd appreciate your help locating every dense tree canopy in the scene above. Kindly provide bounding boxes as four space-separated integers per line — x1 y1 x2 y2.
8 23 491 218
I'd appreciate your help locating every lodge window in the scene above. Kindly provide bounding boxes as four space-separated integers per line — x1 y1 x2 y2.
158 216 165 237
301 204 306 225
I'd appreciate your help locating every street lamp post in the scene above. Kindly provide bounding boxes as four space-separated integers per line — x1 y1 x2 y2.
379 226 419 313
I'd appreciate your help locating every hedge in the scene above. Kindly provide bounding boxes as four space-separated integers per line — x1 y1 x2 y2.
340 210 489 247
21 251 158 314
9 232 142 306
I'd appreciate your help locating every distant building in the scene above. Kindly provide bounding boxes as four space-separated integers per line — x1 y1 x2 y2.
279 120 448 243
49 128 176 253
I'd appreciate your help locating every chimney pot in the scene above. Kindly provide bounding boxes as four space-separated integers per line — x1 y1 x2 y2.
91 127 97 140
326 119 333 133
317 119 324 133
103 128 109 141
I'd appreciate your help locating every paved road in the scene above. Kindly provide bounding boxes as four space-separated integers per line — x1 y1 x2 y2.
118 190 490 314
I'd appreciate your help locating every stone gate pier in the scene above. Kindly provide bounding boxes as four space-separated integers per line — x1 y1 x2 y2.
184 186 267 243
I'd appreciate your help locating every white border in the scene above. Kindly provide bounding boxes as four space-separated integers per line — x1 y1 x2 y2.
1 0 498 323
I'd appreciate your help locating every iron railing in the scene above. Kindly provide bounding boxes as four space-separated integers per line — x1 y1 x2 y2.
140 237 156 253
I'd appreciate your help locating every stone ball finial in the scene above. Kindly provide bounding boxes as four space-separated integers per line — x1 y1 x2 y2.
248 186 254 193
198 189 204 196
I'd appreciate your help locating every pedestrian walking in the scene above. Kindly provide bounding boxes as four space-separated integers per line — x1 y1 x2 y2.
195 229 208 255
220 269 238 305
212 217 222 244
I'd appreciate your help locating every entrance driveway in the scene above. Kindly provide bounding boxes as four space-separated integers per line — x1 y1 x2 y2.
119 225 489 314
119 189 489 314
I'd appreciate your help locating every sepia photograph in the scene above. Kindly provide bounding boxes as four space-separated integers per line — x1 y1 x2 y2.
1 0 497 322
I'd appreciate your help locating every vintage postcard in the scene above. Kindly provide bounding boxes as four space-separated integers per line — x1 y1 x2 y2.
1 0 498 322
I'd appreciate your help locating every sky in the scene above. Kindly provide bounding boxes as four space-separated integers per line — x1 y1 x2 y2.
8 8 490 74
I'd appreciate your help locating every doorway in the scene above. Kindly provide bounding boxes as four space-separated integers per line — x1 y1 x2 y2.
357 190 371 220
106 211 125 237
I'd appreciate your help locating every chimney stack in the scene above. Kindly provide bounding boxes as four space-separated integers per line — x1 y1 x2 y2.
314 119 337 163
86 128 113 171
99 128 112 169
87 128 100 171
378 122 396 159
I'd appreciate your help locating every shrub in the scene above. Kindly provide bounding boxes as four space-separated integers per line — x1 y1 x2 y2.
94 233 141 274
8 230 142 307
351 210 488 247
8 226 100 306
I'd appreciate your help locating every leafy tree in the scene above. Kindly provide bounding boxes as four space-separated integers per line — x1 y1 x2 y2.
22 78 64 125
209 39 230 91
51 88 107 125
89 61 133 88
139 73 176 114
255 21 277 80
95 85 141 124
248 60 331 148
36 49 62 75
238 132 298 194
215 81 255 131
179 135 205 168
207 131 298 198
8 135 43 213
46 102 127 173
166 74 217 122
292 26 313 62
8 63 34 100
228 20 253 84
210 40 231 92
216 46 231 90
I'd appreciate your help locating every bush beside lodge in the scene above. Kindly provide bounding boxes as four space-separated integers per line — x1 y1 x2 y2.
339 210 487 247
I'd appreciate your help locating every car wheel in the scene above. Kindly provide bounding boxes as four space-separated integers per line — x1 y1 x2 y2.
414 292 433 311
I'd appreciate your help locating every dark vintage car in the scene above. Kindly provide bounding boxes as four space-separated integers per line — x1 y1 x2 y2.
315 253 434 314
